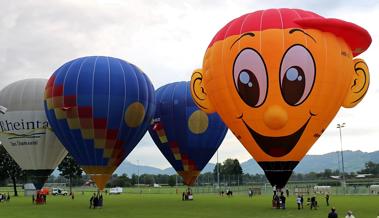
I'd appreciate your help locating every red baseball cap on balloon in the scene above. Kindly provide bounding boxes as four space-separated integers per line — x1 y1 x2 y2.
209 8 371 57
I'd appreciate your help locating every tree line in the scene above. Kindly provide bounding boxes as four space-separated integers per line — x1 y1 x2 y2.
49 156 379 188
1 147 379 194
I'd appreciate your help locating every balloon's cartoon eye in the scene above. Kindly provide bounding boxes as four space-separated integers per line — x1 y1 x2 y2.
280 45 315 106
233 48 268 108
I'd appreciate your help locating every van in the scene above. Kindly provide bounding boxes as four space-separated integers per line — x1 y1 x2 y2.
52 188 68 196
109 187 123 194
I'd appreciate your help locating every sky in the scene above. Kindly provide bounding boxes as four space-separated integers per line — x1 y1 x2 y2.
1 0 379 169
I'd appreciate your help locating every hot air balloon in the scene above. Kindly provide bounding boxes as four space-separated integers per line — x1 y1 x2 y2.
44 56 155 190
149 81 227 185
190 8 371 189
0 79 68 190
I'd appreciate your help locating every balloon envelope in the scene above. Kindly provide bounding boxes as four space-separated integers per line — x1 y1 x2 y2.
44 56 155 190
0 79 68 189
190 8 371 189
149 82 227 185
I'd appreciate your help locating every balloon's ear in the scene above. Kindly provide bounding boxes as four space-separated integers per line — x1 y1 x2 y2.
343 59 370 108
190 69 215 113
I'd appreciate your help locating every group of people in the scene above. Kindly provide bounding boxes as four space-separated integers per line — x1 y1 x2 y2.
89 193 103 208
296 194 324 210
32 193 47 204
218 189 233 197
272 191 286 209
305 193 330 210
296 195 304 209
308 196 318 209
273 187 324 211
182 188 193 201
0 193 10 202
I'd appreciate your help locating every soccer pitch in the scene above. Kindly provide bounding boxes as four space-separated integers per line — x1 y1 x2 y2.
1 193 378 218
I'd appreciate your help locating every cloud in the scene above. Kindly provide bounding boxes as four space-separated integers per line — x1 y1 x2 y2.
0 0 378 168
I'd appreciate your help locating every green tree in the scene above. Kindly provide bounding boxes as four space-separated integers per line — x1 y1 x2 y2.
168 175 176 187
232 159 243 176
197 172 214 185
155 174 169 184
323 169 333 178
141 174 155 185
107 174 131 187
221 159 243 176
213 159 243 185
221 159 235 176
0 145 23 196
213 163 222 180
57 154 83 193
358 161 379 175
0 146 11 181
131 174 138 186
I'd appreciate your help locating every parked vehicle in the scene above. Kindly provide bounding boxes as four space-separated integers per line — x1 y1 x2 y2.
52 188 68 196
109 187 123 194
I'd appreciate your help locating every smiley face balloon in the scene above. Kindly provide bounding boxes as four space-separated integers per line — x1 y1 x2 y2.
191 8 371 188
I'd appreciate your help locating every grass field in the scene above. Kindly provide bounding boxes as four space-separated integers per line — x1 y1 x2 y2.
0 192 378 218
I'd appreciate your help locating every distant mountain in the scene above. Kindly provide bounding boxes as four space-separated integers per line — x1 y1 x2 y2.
294 150 379 173
52 150 379 176
241 150 379 174
240 159 264 174
114 161 170 175
114 161 216 176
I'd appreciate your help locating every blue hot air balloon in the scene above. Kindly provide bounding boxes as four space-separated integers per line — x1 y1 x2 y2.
44 56 155 190
149 81 227 185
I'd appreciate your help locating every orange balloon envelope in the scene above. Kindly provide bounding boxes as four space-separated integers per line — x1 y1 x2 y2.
191 8 371 188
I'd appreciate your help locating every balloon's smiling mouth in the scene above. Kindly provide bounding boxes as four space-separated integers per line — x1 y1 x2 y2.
238 112 314 157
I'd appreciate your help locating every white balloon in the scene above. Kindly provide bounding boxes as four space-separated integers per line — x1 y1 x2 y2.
0 78 67 170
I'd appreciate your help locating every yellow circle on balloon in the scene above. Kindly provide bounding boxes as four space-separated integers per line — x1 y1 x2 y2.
124 102 145 128
188 110 208 134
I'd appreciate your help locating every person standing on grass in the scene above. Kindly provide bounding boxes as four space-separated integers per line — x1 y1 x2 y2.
310 195 317 210
272 194 276 208
89 193 95 208
326 194 330 206
99 194 103 208
280 193 286 209
93 194 99 209
248 188 253 198
275 194 280 209
296 195 301 210
300 195 304 209
328 207 338 218
345 210 355 218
